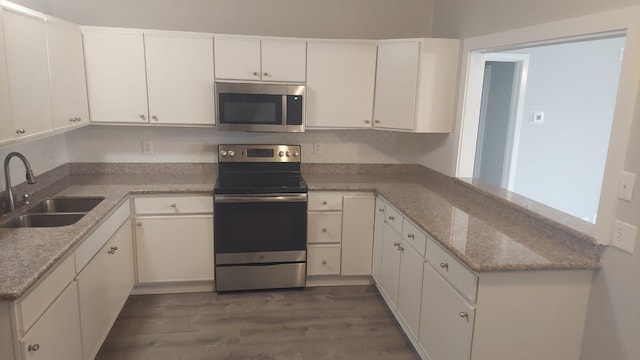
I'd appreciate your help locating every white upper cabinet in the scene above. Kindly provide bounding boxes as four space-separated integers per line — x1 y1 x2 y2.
46 20 90 130
144 34 215 125
83 28 215 125
306 41 376 129
83 29 148 124
2 8 53 139
374 38 460 133
215 36 306 82
0 7 15 146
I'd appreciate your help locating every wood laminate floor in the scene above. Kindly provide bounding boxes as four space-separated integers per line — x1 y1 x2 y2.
96 285 420 360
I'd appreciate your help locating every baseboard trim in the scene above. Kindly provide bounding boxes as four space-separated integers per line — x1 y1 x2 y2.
306 275 373 287
131 281 214 295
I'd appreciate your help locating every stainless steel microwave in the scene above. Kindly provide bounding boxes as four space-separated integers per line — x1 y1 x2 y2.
215 82 305 132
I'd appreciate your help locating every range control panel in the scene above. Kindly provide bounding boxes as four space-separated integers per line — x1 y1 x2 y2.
218 144 301 163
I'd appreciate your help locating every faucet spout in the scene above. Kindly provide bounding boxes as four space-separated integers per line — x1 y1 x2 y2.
3 152 37 212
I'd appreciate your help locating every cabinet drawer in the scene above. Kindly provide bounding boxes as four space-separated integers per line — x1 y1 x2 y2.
384 204 403 234
426 238 478 303
75 201 130 272
308 212 342 244
402 220 427 257
134 195 213 215
308 193 343 211
307 244 341 275
17 254 75 335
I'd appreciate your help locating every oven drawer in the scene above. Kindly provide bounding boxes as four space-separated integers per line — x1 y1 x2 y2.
307 244 341 275
308 193 343 211
308 212 342 244
134 195 213 215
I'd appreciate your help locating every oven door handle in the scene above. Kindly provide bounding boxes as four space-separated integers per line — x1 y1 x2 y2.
214 194 308 203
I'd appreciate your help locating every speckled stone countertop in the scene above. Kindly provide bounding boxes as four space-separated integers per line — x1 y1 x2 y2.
0 162 600 301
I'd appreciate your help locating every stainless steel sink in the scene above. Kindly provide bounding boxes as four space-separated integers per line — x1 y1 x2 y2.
26 197 104 214
1 213 86 228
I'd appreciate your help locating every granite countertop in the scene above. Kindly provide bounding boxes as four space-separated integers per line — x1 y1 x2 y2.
0 163 600 301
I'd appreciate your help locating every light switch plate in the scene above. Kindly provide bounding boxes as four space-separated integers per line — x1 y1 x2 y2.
612 220 637 253
617 171 636 201
529 111 544 124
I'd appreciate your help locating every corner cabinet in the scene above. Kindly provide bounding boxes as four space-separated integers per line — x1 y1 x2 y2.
214 36 306 82
133 195 214 288
83 28 215 125
373 38 460 133
374 196 593 360
305 41 377 129
0 6 14 146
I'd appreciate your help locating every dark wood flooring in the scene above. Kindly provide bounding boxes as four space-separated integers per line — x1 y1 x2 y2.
96 285 419 360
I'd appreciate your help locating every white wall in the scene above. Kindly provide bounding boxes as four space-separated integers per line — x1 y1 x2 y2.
45 0 433 39
511 37 624 222
0 133 68 191
65 126 435 164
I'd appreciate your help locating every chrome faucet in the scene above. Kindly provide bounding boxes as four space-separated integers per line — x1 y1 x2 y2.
3 152 37 212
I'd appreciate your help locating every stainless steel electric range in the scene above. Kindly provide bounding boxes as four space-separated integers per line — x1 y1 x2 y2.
213 144 308 292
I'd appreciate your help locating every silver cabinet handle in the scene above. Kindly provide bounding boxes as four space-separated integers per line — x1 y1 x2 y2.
393 242 399 247
378 208 384 212
398 245 404 252
440 262 449 270
69 117 75 123
16 128 26 134
137 221 143 226
252 71 259 76
108 246 118 255
322 200 328 205
388 216 395 221
364 120 371 124
374 120 381 124
407 234 415 239
139 114 146 120
459 312 469 319
321 260 327 265
28 344 40 352
152 115 159 121
263 72 269 77
170 203 177 208
322 228 327 233
75 117 82 122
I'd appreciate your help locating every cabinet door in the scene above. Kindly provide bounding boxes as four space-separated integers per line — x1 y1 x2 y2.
214 37 261 80
373 41 419 131
397 241 425 339
372 199 386 283
341 195 375 276
306 41 376 128
77 220 133 360
136 215 214 283
47 20 89 130
419 263 475 360
145 34 215 125
379 223 402 307
261 39 306 82
21 283 82 360
0 7 15 146
83 29 148 123
2 9 53 139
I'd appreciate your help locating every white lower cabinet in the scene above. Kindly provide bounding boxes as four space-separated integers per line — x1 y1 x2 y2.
371 198 386 283
20 282 82 360
419 263 474 360
135 215 214 283
379 223 402 306
77 219 134 360
397 241 425 339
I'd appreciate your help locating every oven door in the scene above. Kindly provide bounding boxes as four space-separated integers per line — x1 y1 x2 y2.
214 193 307 264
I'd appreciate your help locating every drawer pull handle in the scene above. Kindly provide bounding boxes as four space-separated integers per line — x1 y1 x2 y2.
378 208 384 212
137 221 143 226
108 246 118 255
322 228 327 233
388 216 395 221
440 262 449 270
393 242 399 247
170 203 177 208
322 201 328 205
398 245 404 252
459 312 469 319
28 344 40 352
407 234 415 239
321 260 327 265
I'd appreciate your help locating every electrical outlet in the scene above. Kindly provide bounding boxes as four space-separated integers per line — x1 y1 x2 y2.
612 220 637 253
617 171 636 201
314 143 322 155
142 140 153 155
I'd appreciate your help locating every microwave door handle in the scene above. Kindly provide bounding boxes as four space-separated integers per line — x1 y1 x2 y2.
282 94 288 127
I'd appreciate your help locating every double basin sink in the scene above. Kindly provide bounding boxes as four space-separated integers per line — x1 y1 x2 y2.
1 197 104 228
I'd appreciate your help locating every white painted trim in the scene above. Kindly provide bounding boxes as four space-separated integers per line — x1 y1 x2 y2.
506 56 529 191
472 63 491 178
451 5 640 244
